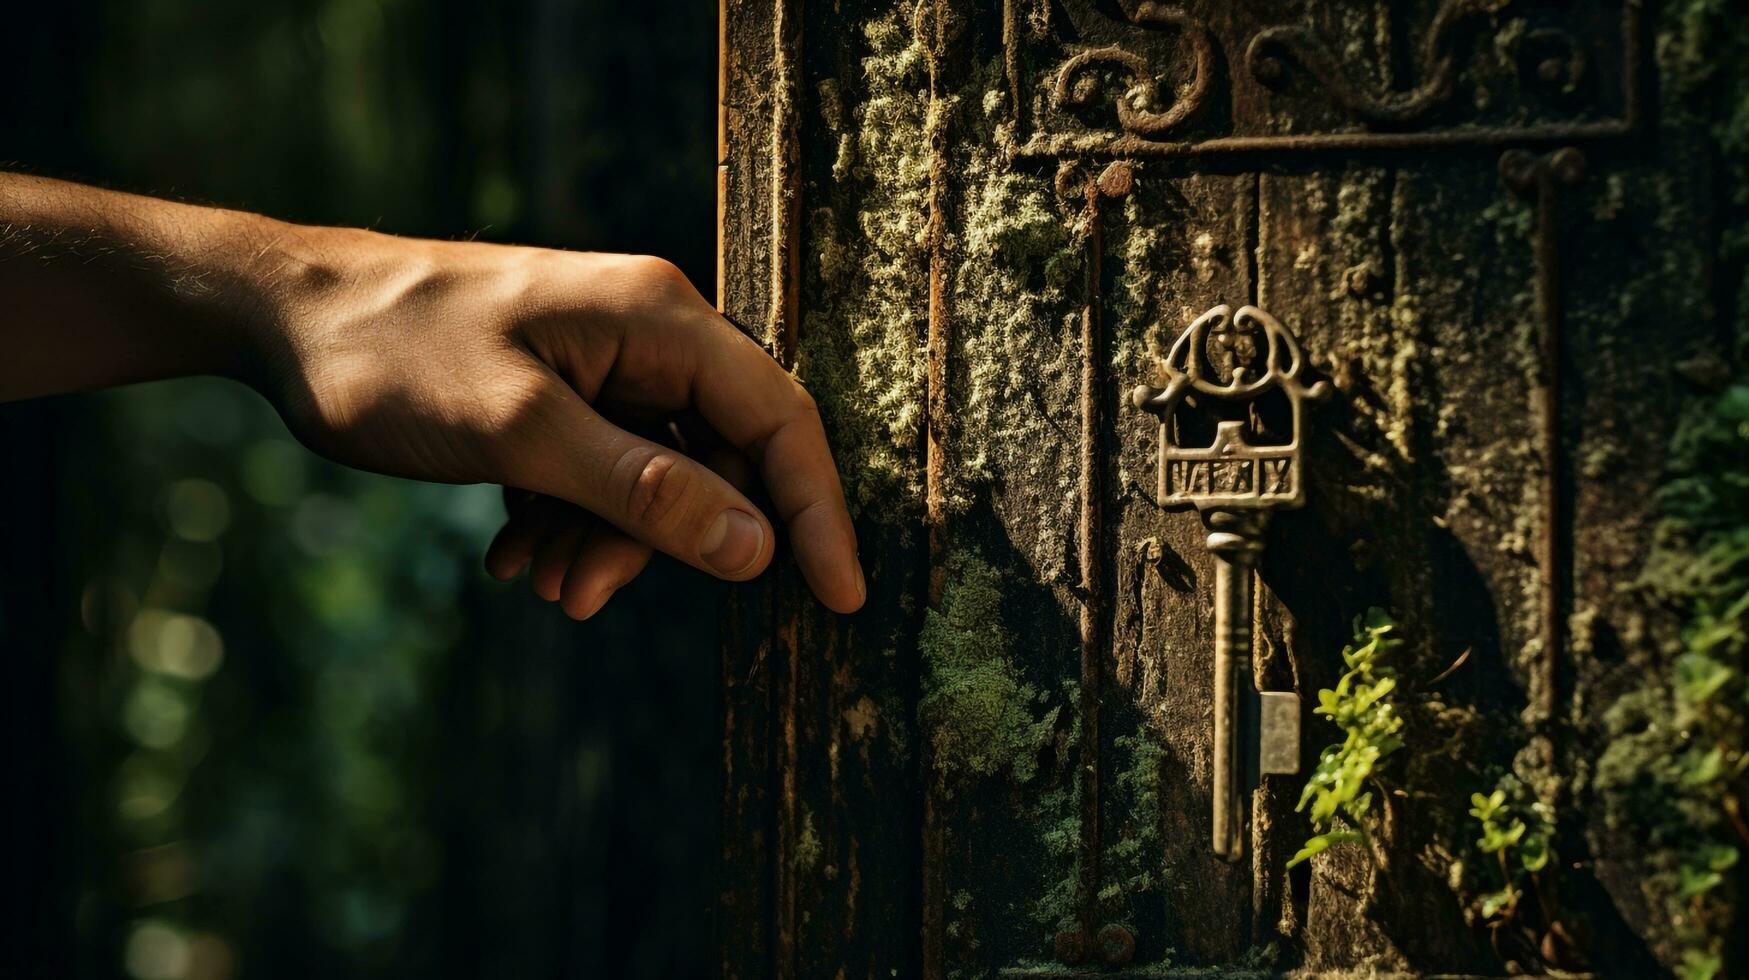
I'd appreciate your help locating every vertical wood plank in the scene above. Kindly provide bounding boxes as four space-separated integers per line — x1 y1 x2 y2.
717 2 788 976
1109 172 1254 964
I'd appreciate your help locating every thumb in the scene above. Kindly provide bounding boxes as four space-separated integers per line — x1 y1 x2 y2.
506 382 775 582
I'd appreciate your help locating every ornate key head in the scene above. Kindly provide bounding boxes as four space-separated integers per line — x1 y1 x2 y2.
1131 304 1330 512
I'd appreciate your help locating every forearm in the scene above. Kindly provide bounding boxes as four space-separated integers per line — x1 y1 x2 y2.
0 173 307 399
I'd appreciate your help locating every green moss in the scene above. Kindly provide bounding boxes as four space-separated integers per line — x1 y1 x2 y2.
919 551 1060 789
1663 0 1749 367
1028 777 1081 934
1599 12 1749 944
794 806 822 876
795 13 933 513
1100 732 1165 911
799 10 1087 536
1605 383 1749 978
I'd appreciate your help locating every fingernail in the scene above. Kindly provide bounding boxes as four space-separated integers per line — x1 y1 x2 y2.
702 509 764 575
855 559 866 602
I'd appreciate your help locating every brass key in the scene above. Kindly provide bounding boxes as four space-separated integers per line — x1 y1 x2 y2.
1131 304 1329 860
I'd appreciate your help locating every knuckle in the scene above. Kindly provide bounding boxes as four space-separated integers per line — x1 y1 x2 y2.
643 254 688 284
621 253 688 292
618 449 696 533
791 382 820 417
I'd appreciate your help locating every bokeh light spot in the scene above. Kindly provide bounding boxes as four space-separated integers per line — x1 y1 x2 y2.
291 494 361 556
164 479 231 542
158 540 224 593
124 680 191 750
128 611 224 681
240 439 308 507
124 919 189 980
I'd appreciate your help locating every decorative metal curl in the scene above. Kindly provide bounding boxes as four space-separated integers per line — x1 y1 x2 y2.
1135 305 1327 413
1519 27 1588 97
1131 305 1331 512
1245 0 1509 127
1053 4 1213 138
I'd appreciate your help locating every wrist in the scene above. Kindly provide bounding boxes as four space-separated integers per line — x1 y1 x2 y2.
218 220 412 405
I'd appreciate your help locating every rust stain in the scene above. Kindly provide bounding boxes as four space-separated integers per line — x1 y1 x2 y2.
1013 0 1643 161
923 0 953 609
1075 170 1108 941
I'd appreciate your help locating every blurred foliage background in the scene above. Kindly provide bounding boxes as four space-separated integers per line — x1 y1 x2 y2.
1 1 719 977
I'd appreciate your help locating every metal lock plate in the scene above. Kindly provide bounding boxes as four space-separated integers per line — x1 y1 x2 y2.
1257 691 1301 777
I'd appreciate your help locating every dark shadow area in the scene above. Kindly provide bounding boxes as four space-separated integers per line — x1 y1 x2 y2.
1259 378 1508 973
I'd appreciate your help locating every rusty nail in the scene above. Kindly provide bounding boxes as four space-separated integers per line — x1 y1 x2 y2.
1096 923 1136 967
1549 146 1586 186
1098 160 1135 199
1054 928 1088 966
1498 148 1539 193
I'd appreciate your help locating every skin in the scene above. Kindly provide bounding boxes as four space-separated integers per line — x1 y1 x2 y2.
0 173 865 617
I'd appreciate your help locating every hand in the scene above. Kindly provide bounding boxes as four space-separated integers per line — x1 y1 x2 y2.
0 176 852 618
257 230 864 617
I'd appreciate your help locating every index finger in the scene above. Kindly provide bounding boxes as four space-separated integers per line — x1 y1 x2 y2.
688 314 864 613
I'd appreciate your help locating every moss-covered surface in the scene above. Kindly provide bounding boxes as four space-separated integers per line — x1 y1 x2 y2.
1594 380 1749 978
919 551 1062 789
796 13 932 513
788 0 1748 975
918 548 1080 970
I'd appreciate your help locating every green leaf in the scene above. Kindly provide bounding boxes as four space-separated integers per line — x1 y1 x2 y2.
1286 835 1332 868
1675 653 1734 704
1680 949 1724 980
1698 842 1740 872
1359 607 1395 634
1478 886 1518 920
1678 864 1724 900
1286 830 1364 869
1353 676 1396 713
1686 746 1726 786
1717 384 1749 422
1520 835 1551 873
1467 792 1493 819
1479 818 1527 854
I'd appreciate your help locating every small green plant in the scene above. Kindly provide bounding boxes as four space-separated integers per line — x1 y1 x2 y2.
1289 608 1405 869
1466 773 1573 970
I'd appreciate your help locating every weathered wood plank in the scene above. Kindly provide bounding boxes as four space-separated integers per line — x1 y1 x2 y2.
717 1 786 976
1108 171 1254 965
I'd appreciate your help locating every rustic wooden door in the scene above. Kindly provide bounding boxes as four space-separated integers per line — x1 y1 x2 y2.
717 0 1722 975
